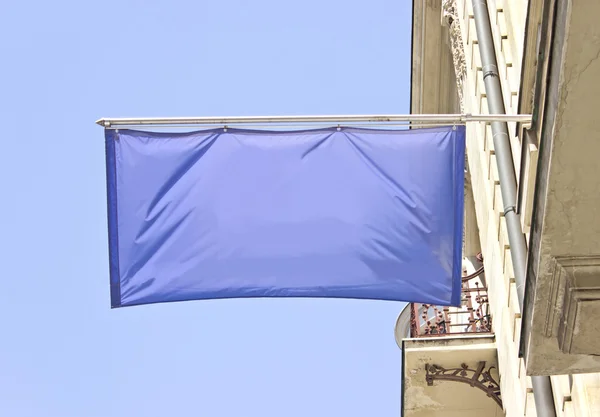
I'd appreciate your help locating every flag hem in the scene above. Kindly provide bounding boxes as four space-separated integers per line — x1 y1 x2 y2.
451 126 466 307
105 129 122 308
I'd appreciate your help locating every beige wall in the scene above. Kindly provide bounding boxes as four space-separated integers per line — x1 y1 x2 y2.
455 0 532 415
407 0 600 415
454 0 600 415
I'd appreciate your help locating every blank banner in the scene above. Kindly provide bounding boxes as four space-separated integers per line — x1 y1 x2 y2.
105 126 465 308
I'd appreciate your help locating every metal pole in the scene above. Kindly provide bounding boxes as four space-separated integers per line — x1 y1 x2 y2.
471 1 556 416
96 113 532 127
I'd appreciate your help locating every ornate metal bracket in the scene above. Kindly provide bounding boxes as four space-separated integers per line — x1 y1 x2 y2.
425 361 502 408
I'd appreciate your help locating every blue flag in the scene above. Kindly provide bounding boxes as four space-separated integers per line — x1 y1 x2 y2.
105 126 465 308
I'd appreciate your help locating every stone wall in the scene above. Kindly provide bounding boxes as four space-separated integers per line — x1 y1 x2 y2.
453 0 600 416
454 0 532 415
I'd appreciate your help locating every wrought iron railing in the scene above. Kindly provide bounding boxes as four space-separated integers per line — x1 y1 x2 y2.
410 266 492 337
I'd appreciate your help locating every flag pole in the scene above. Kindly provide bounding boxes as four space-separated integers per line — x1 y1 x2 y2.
96 113 532 127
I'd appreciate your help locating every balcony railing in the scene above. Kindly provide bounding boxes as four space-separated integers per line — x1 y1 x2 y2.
410 267 492 337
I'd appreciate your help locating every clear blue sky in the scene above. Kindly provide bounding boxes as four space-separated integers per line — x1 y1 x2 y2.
0 1 411 416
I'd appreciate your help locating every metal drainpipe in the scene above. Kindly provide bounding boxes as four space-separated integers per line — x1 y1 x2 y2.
470 1 557 416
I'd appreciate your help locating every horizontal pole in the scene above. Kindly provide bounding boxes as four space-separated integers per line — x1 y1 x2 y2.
96 113 532 127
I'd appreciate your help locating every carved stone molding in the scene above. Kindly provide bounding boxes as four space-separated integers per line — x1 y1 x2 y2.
425 361 502 408
544 255 600 354
442 0 467 111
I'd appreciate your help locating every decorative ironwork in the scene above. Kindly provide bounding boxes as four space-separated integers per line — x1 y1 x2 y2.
425 361 502 408
410 258 491 337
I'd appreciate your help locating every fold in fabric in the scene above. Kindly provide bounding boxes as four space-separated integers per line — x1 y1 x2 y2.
105 126 465 308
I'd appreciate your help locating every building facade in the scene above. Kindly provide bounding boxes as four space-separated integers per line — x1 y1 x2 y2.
397 0 600 416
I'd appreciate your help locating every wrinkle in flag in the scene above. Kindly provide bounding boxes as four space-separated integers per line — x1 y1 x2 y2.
105 126 465 308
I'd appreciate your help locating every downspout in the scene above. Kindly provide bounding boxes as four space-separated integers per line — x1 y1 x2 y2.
470 1 557 416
